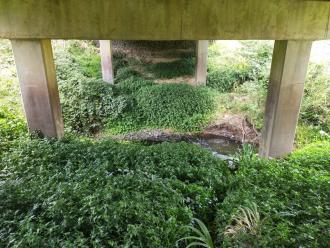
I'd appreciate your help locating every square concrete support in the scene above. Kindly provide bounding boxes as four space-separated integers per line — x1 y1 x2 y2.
11 39 64 138
195 40 208 86
259 40 312 158
99 40 114 84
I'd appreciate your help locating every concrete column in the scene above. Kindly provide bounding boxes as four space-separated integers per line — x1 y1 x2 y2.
99 40 114 84
11 39 64 138
259 40 312 158
195 40 208 85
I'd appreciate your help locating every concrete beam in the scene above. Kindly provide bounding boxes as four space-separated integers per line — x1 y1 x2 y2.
259 40 312 158
195 40 208 86
11 39 64 138
100 40 114 84
0 1 330 40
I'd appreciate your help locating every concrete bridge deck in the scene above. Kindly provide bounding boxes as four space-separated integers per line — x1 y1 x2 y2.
1 0 330 40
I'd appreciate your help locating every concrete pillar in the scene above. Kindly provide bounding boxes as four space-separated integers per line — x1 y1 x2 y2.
99 40 114 84
11 39 64 138
259 40 312 158
195 40 208 85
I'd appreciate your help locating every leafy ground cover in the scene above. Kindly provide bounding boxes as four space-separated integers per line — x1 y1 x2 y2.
217 141 330 247
0 139 229 247
0 138 329 247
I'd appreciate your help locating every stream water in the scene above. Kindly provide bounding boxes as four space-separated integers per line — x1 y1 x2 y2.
187 135 241 160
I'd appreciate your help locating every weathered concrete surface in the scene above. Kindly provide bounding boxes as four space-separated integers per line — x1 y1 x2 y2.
11 39 64 138
195 40 208 85
100 40 114 84
0 0 330 40
259 40 312 158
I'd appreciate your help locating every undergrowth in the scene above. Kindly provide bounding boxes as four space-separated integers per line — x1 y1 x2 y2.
0 138 329 247
216 140 330 247
144 57 195 79
0 139 229 247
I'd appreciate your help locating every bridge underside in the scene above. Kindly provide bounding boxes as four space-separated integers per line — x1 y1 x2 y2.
1 0 328 157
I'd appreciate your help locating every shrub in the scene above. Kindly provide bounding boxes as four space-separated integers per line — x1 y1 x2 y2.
238 41 273 85
217 141 330 247
135 83 216 131
206 41 272 93
114 67 141 83
0 139 229 247
207 64 250 93
59 74 127 133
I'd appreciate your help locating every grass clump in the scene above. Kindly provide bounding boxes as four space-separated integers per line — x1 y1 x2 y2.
0 139 229 247
145 57 195 79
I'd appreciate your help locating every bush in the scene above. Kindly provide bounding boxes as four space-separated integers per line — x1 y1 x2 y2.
206 41 272 93
59 74 127 133
207 64 250 93
216 141 330 247
115 67 141 83
135 83 216 131
0 139 229 247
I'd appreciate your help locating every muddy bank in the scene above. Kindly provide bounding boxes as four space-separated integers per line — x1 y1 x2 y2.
114 115 259 144
112 115 260 156
203 114 260 145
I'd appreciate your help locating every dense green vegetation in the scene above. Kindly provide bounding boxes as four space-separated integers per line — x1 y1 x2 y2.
53 42 217 134
217 141 330 247
144 57 195 79
0 140 228 247
0 138 329 247
0 40 329 247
